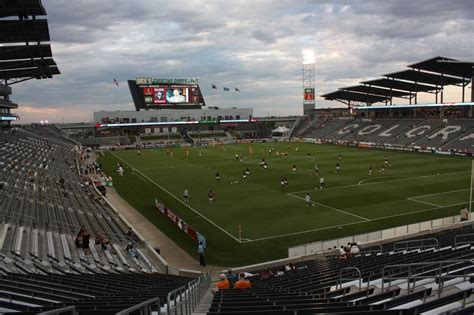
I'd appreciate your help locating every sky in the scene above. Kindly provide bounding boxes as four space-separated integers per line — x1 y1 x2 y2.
10 0 474 123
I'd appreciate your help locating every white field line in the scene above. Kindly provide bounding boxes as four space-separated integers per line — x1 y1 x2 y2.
358 175 400 185
110 151 242 243
286 192 370 222
290 170 471 195
406 198 443 208
409 188 470 199
406 188 471 208
246 201 468 243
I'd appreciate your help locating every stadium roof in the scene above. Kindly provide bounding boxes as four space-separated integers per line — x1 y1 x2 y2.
0 0 46 18
320 90 388 104
321 56 473 106
0 0 59 85
361 78 439 93
340 85 411 98
0 44 52 60
384 69 468 86
0 19 50 43
408 56 474 79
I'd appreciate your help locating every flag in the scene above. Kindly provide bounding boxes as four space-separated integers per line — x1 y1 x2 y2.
235 87 240 92
113 78 119 86
223 87 230 91
211 84 217 89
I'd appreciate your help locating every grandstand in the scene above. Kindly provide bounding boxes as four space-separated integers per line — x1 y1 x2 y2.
1 1 474 314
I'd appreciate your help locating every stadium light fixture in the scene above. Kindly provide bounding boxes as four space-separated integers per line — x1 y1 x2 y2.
302 49 315 65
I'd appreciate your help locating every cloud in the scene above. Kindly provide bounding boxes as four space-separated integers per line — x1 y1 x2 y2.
8 0 474 123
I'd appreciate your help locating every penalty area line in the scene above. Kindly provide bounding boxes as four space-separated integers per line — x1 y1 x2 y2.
289 170 471 195
110 151 243 244
245 201 467 243
286 192 370 222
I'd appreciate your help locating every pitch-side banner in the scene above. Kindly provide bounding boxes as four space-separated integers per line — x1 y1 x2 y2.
154 199 206 247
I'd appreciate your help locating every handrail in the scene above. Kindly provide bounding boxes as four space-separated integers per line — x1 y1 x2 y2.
115 297 160 315
166 285 187 315
393 238 439 252
38 306 76 315
455 233 474 249
338 266 362 292
381 260 474 297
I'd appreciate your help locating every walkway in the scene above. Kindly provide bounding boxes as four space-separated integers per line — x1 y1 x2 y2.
104 185 223 273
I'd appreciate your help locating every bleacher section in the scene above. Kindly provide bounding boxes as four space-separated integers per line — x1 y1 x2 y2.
0 126 161 275
298 117 474 152
0 272 193 314
210 225 474 314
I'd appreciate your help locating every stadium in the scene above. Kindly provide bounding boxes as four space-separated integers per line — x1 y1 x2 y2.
1 1 474 314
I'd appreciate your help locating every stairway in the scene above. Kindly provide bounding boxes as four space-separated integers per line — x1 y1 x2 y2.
192 288 214 315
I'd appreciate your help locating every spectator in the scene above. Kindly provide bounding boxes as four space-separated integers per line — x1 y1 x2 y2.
226 269 237 286
212 274 230 293
198 242 206 267
127 242 139 259
82 230 90 255
260 268 274 280
338 246 346 259
234 273 251 289
285 262 296 271
126 227 135 241
460 206 469 221
350 243 360 255
75 226 86 248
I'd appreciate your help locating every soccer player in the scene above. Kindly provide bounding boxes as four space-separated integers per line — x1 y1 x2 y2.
305 193 312 206
245 168 250 176
208 190 214 204
215 172 220 182
242 169 247 180
235 153 239 161
338 153 342 161
384 155 389 165
313 164 320 176
380 164 385 174
280 177 285 188
292 164 296 173
319 177 325 189
183 189 190 203
137 150 141 156
185 150 189 160
335 163 340 174
368 165 372 176
283 177 288 187
263 161 268 171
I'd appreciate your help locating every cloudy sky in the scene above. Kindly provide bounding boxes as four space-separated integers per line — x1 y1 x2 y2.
10 0 474 123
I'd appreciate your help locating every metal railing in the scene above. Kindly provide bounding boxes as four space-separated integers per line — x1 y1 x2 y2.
393 238 439 252
116 297 160 315
381 260 474 298
455 233 474 249
166 272 211 315
38 306 76 315
338 266 362 292
360 244 383 255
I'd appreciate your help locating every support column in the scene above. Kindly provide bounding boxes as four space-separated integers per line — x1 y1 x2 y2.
440 74 444 103
471 76 474 102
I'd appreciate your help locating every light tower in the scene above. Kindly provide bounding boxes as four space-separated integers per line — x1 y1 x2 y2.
302 49 315 115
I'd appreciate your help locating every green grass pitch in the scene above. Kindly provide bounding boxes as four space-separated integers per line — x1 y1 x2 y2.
99 142 472 266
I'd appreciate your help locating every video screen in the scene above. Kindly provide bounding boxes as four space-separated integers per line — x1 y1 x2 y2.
129 79 205 109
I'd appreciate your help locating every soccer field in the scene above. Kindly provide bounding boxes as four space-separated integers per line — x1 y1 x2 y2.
100 142 473 266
